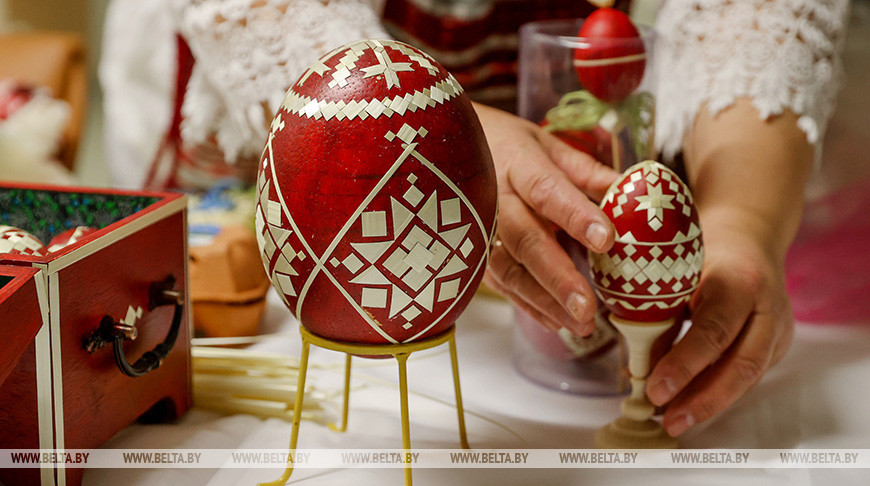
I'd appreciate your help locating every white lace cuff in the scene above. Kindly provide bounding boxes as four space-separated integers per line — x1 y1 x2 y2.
174 0 388 162
653 0 850 161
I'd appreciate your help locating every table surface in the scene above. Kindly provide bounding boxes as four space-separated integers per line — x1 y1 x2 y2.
86 292 870 485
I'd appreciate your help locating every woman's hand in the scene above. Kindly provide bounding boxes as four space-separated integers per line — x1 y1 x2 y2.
474 102 620 336
647 215 795 436
646 99 814 436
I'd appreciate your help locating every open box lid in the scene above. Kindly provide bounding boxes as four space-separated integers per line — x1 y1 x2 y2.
0 265 44 388
0 182 186 271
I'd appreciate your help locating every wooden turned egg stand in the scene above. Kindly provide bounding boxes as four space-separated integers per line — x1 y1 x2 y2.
260 324 469 486
595 314 677 449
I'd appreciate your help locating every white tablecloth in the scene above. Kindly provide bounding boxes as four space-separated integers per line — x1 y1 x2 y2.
86 293 870 485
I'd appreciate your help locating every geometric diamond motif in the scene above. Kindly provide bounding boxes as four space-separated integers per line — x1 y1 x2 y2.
634 270 648 285
440 198 461 225
617 258 640 280
343 254 364 274
402 267 433 291
384 247 411 277
670 257 689 278
402 226 433 251
438 278 461 301
401 305 422 322
642 259 667 283
403 185 424 206
322 134 488 339
459 238 474 258
404 243 434 272
429 240 450 269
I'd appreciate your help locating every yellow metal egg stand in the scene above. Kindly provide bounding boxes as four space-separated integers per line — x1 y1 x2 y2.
260 324 469 486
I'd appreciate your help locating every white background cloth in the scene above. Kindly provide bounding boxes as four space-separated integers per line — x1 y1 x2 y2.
85 292 870 485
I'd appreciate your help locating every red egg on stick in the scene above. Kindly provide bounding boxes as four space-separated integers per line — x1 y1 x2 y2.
589 160 703 449
574 8 646 104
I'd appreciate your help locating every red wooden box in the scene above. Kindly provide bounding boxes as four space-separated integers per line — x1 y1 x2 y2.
0 183 191 486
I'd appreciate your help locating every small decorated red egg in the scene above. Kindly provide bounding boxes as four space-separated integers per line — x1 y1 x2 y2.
0 225 48 256
588 161 703 322
256 39 498 344
48 226 97 252
574 8 646 104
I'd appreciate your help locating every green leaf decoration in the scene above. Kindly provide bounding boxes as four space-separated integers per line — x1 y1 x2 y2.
543 89 656 160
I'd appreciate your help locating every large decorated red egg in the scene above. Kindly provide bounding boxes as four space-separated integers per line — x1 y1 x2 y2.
0 225 48 256
588 161 703 322
256 39 498 344
574 8 646 104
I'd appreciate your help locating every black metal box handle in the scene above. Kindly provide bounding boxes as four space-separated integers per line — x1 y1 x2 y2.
83 275 184 377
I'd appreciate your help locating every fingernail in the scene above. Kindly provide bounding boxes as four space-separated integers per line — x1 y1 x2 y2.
667 413 695 437
648 377 677 406
585 222 608 251
566 293 590 323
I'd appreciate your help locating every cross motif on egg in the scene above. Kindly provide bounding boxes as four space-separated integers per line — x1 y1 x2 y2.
361 46 414 89
634 184 674 230
299 40 439 91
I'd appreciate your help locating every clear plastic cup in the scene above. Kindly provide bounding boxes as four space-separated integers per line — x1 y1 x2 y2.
512 18 656 396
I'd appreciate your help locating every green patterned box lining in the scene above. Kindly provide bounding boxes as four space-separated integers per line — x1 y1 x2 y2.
0 188 160 243
0 275 11 290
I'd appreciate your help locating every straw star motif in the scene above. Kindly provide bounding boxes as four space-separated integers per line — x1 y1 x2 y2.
634 182 675 228
361 47 413 89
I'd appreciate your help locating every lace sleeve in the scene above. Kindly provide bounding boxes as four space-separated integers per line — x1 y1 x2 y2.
174 0 388 162
653 0 850 161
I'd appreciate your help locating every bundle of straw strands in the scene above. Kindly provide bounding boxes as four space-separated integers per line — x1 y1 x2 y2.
191 336 331 424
